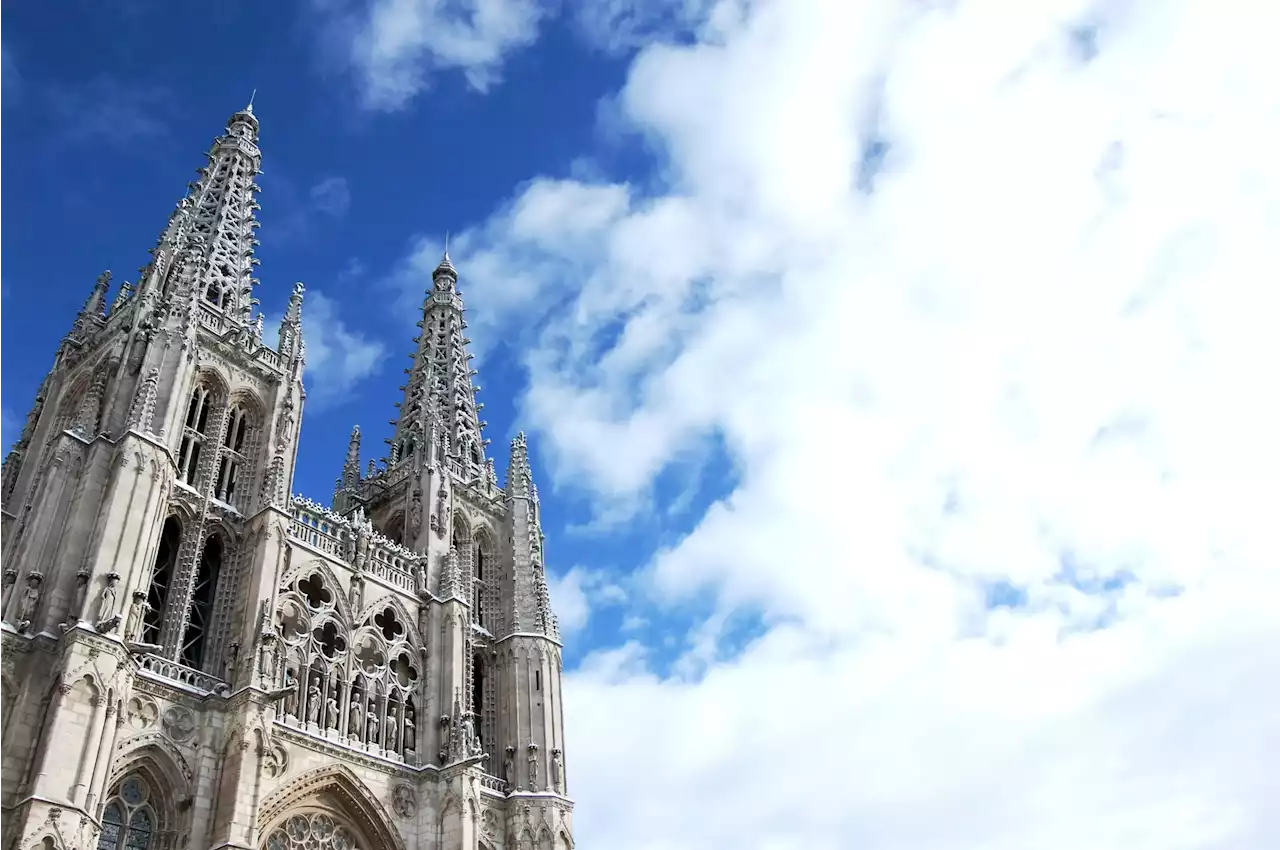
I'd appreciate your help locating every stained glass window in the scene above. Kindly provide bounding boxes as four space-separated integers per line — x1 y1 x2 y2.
96 776 155 850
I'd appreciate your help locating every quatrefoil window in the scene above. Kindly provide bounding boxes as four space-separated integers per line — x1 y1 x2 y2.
313 621 347 659
354 636 386 674
277 600 309 643
374 607 405 642
391 652 419 688
297 574 333 610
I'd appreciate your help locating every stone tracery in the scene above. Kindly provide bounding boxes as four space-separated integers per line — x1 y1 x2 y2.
274 571 420 760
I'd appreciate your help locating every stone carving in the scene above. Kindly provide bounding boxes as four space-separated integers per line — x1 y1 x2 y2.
527 745 539 792
325 688 339 730
224 641 240 685
128 368 160 431
404 708 416 753
127 696 159 729
391 784 416 819
365 707 379 746
125 591 148 641
16 572 43 633
434 484 447 539
162 705 197 743
61 569 91 632
94 572 121 632
348 698 363 742
306 677 322 725
504 746 516 788
1 567 16 611
408 494 423 540
262 743 289 779
551 748 563 794
283 668 298 717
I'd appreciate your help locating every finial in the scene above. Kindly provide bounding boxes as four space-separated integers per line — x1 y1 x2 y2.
443 230 450 261
247 88 257 114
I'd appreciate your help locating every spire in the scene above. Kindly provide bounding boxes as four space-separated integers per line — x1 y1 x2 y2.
277 282 305 360
507 432 532 498
343 426 362 489
388 244 488 477
141 103 264 327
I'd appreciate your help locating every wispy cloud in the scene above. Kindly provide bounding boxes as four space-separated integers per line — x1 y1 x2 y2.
270 175 353 244
273 289 385 408
546 565 628 635
45 76 172 146
310 0 547 110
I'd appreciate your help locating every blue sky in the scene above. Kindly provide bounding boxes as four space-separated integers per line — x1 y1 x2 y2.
1 1 697 668
5 2 1280 848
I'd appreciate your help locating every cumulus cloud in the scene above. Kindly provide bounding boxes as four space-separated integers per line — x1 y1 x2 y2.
290 290 386 407
546 565 629 635
379 0 1280 847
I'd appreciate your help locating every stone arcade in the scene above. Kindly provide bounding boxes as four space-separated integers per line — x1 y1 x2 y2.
0 104 574 850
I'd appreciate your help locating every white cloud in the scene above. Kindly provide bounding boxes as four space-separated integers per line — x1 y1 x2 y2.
309 176 351 218
546 565 628 635
314 0 548 109
382 0 1280 847
292 290 387 407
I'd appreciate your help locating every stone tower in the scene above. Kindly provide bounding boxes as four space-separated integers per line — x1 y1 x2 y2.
0 104 573 850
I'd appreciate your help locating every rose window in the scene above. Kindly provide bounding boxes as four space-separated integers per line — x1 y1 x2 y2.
264 813 357 850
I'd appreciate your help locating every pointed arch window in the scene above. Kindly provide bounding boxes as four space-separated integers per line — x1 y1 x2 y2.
178 386 214 486
97 775 156 850
143 516 182 645
180 535 223 669
215 403 252 505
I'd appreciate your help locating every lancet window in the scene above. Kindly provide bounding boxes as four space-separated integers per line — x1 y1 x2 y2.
214 402 252 506
472 535 499 632
142 516 182 644
180 535 223 669
96 775 157 850
178 385 214 486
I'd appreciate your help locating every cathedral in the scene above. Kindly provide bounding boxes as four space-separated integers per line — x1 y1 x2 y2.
0 103 574 850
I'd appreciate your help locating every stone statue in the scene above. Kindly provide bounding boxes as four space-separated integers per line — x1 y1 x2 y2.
404 713 416 752
17 572 43 632
385 714 399 752
1 568 17 611
62 569 91 631
461 712 476 754
125 591 148 641
551 748 563 793
365 708 379 746
527 747 540 792
409 495 423 539
283 668 298 717
348 699 363 741
95 572 120 629
504 747 516 787
306 677 322 725
325 690 339 730
224 641 240 685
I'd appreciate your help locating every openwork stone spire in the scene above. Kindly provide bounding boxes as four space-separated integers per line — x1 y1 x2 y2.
389 246 488 476
145 103 264 324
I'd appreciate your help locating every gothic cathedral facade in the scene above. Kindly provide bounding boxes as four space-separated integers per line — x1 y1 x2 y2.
0 104 573 850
